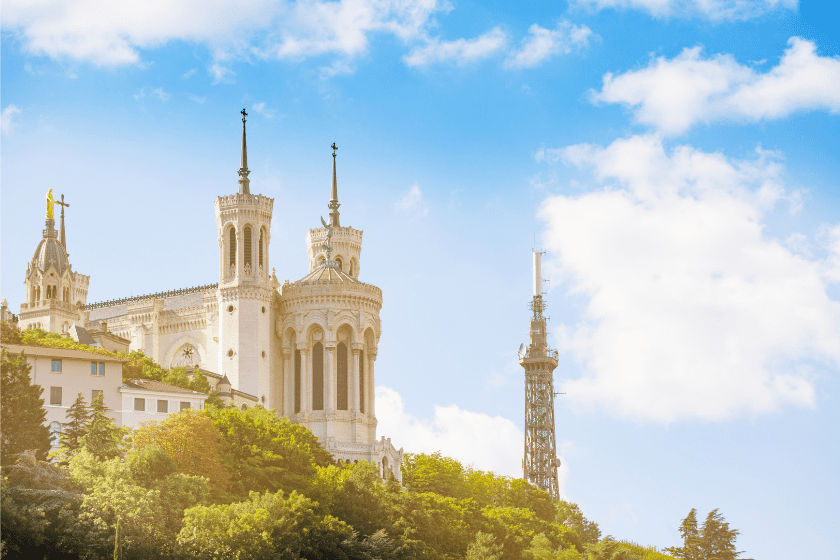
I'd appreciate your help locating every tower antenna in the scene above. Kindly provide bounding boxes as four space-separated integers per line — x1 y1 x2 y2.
519 249 561 499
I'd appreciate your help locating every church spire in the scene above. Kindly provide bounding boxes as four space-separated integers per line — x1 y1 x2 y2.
328 143 340 227
238 108 251 195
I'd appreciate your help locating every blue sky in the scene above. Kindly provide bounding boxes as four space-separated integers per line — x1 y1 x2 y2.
2 0 839 557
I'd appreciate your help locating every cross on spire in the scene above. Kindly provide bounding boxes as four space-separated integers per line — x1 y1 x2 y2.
238 108 251 194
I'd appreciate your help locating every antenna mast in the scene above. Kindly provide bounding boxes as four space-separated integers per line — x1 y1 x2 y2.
520 250 560 499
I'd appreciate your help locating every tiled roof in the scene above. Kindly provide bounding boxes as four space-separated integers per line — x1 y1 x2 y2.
122 378 207 395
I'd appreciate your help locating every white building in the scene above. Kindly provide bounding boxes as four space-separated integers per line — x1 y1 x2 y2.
8 113 403 478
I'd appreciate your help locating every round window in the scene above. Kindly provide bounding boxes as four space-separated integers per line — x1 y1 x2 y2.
227 349 234 357
261 350 266 358
261 306 266 313
228 305 234 313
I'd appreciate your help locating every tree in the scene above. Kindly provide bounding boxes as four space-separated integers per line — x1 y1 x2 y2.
80 393 125 460
206 405 332 499
133 409 231 493
665 508 701 560
1 349 51 463
699 509 741 560
467 531 503 560
401 451 471 499
1 321 23 344
178 490 354 560
60 392 91 456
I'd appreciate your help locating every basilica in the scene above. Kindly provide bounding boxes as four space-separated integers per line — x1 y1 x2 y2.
13 111 403 477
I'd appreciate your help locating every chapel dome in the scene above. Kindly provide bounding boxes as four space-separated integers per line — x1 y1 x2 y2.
31 236 70 276
293 262 359 285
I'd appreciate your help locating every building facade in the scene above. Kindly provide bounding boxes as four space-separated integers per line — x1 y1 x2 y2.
8 114 403 478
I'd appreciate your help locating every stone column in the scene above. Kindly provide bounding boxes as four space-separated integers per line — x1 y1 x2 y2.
297 343 309 414
152 298 164 366
282 348 292 417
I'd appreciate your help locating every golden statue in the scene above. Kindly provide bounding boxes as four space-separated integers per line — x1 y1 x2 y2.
46 189 55 219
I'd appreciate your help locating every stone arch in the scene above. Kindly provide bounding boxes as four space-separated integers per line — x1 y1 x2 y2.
163 335 207 370
243 224 254 273
349 257 358 278
285 328 301 414
259 226 266 270
334 255 343 271
305 323 326 412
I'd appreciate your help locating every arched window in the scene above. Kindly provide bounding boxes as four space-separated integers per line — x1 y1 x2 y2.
244 227 252 267
382 456 389 479
294 349 301 414
312 342 324 410
335 257 343 270
337 342 348 410
229 228 237 267
259 229 264 268
359 349 365 413
349 260 355 277
49 421 61 446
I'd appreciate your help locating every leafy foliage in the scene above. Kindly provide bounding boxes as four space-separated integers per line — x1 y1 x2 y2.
467 531 504 560
1 348 51 464
665 509 743 560
206 405 332 499
133 409 231 493
178 489 353 560
59 392 92 458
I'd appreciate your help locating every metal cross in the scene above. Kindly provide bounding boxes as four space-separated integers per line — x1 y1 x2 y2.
331 143 337 157
56 194 69 217
241 108 248 123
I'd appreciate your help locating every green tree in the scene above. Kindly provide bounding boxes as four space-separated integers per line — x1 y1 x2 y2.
699 509 741 560
60 392 91 456
133 409 231 494
555 500 601 547
178 489 353 560
80 393 126 460
206 405 332 499
307 461 390 537
401 451 471 499
665 509 701 560
467 531 503 560
1 349 51 463
583 536 642 560
1 321 23 344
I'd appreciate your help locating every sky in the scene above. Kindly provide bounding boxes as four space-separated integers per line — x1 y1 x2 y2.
2 0 839 557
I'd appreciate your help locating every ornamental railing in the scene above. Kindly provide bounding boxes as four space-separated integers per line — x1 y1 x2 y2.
83 284 219 310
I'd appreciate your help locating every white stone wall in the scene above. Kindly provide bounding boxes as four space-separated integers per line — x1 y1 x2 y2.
119 389 206 429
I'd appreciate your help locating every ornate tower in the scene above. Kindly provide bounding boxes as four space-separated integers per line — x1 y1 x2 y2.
304 145 364 278
519 250 561 499
19 191 88 333
215 110 275 398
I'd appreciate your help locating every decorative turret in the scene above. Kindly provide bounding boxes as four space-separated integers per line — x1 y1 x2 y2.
18 191 87 333
215 109 275 401
306 144 363 278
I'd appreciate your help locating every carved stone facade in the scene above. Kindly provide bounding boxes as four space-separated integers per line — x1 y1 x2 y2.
12 120 403 479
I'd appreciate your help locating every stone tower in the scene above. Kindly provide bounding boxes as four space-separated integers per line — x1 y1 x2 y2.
519 250 561 499
19 194 88 333
215 110 275 398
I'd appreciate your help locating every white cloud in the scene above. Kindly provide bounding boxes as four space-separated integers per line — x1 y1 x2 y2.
251 102 276 118
505 21 592 69
376 387 526 478
133 89 145 101
187 94 206 104
151 87 170 101
394 183 429 215
539 134 840 423
1 105 22 134
591 37 840 135
209 63 234 84
403 27 507 67
182 68 197 79
1 0 446 67
569 0 796 21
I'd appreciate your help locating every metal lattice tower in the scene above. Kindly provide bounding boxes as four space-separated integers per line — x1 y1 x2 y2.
519 250 560 499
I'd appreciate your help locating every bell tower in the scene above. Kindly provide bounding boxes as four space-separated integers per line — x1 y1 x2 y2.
215 109 275 398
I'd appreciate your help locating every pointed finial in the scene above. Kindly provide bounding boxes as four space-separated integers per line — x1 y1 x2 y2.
329 143 340 227
238 108 251 194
